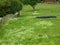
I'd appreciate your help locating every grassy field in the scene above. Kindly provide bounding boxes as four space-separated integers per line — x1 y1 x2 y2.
0 3 60 45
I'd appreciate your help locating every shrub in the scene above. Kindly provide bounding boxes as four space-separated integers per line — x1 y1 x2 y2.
21 0 38 11
0 0 22 17
30 0 37 10
37 0 41 3
58 0 60 3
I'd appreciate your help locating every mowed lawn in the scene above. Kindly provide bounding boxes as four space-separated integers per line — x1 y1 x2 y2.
0 3 60 45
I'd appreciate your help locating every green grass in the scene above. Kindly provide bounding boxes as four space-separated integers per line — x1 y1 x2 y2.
0 3 60 45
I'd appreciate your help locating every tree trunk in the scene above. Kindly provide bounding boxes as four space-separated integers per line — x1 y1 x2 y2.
43 0 48 2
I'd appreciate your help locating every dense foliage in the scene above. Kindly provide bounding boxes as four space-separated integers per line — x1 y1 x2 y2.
21 0 39 10
37 0 41 3
0 0 22 17
0 0 42 17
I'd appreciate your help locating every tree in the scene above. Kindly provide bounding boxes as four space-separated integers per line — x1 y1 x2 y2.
0 0 22 17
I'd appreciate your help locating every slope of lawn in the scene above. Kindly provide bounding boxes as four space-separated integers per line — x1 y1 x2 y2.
0 3 60 45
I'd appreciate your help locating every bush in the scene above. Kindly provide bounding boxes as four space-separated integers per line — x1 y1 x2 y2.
0 0 22 17
58 0 60 3
37 0 41 3
21 0 38 11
